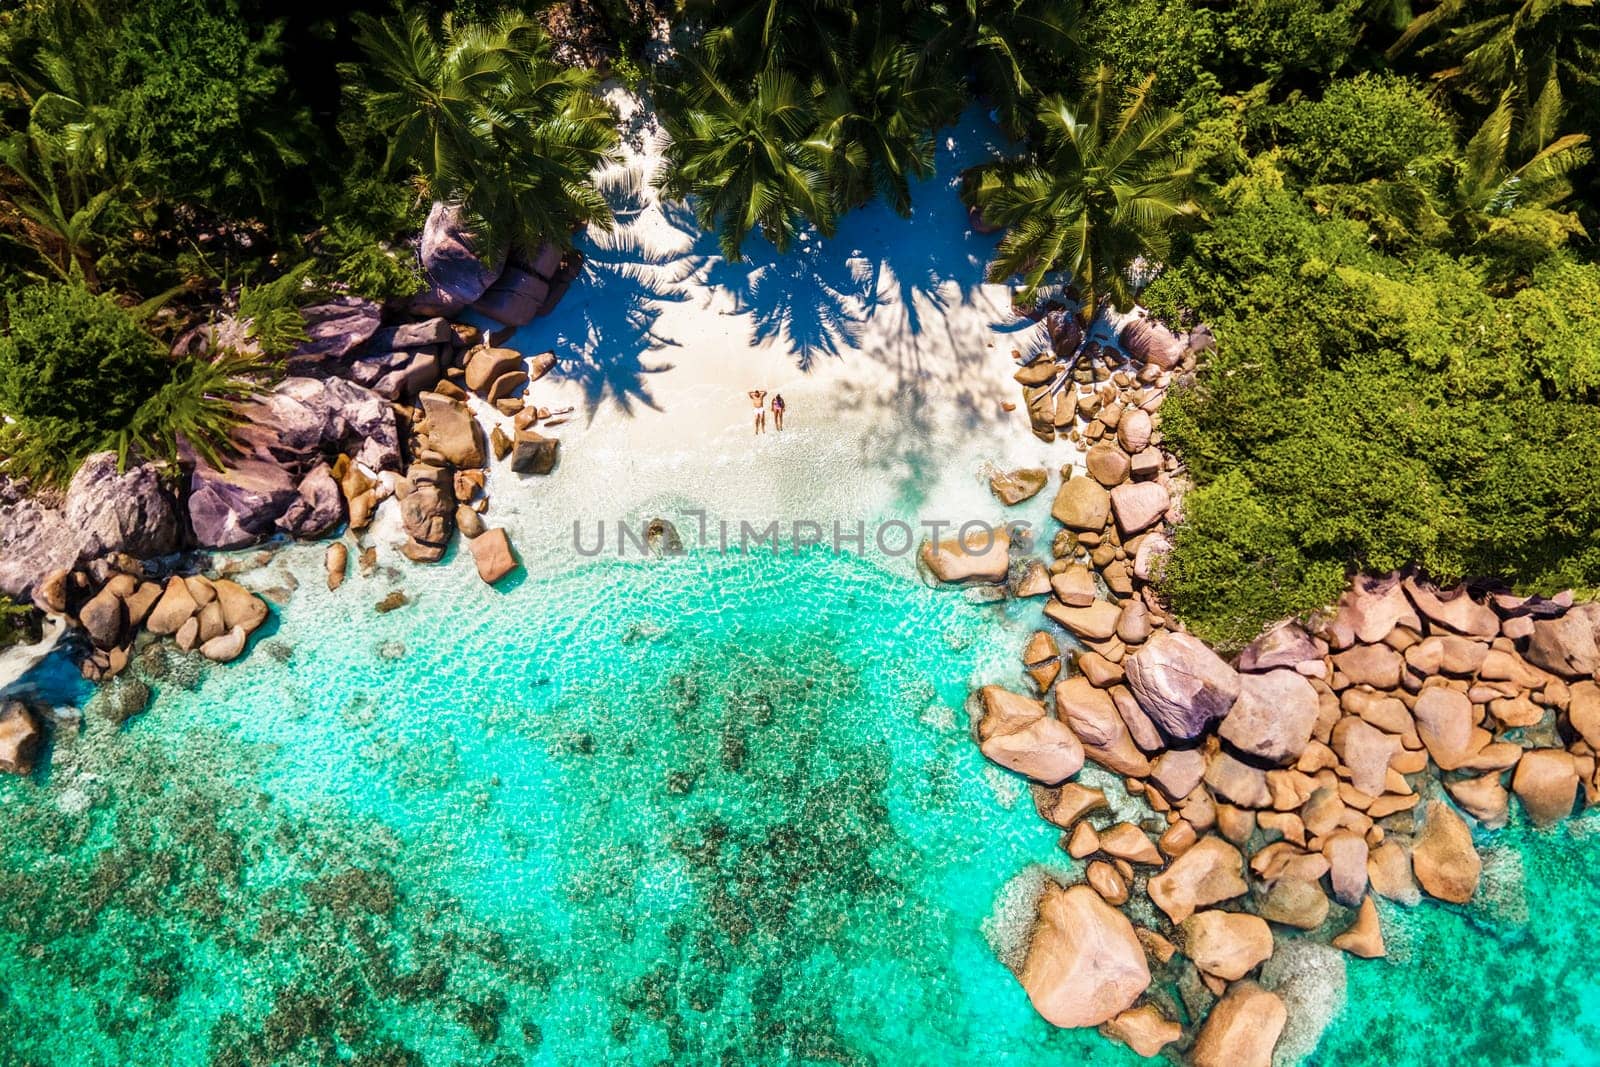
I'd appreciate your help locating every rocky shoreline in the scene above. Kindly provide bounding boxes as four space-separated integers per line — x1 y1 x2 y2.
924 317 1600 1063
0 202 579 708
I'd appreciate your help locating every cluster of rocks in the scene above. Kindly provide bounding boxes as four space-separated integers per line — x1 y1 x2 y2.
0 452 273 686
1008 308 1209 445
0 201 573 724
33 562 271 682
926 314 1600 1064
182 202 578 583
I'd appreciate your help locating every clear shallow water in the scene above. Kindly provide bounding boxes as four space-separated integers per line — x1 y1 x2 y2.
0 548 1143 1066
3 550 1600 1066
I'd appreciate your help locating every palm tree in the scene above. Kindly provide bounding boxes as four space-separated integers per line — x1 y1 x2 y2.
913 0 1081 138
658 68 834 259
697 0 860 86
344 8 618 254
0 2 138 290
1389 0 1600 154
809 39 961 216
964 66 1196 317
1426 88 1591 264
1306 88 1590 261
0 134 116 287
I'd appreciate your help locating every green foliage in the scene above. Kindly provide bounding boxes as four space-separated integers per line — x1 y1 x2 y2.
0 592 37 650
0 282 169 473
111 348 280 473
0 281 274 484
1160 471 1349 651
1277 72 1455 184
810 39 961 217
1147 190 1600 646
1083 0 1362 112
962 67 1197 315
111 0 316 220
1390 0 1600 157
314 186 427 303
343 8 618 256
659 68 834 259
235 262 314 355
1293 88 1591 274
1507 257 1600 398
661 0 1077 251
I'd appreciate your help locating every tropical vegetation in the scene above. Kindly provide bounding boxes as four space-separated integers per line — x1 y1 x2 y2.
960 65 1196 315
656 0 1073 257
0 0 1596 648
0 1 621 489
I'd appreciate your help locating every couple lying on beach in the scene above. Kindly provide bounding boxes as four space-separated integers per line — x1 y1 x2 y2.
748 390 786 434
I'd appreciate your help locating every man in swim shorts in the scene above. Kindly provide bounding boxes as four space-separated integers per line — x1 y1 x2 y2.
749 389 767 434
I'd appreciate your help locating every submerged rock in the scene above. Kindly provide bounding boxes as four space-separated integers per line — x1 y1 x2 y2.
0 701 42 774
326 543 349 591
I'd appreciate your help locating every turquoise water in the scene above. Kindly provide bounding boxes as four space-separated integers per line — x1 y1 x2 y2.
0 548 1149 1066
1318 812 1600 1067
4 550 1600 1065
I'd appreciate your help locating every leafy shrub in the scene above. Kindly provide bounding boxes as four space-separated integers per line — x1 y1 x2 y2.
1148 191 1600 647
112 348 280 472
235 262 314 355
310 177 425 302
1276 73 1455 184
0 282 170 482
112 0 316 220
1084 0 1361 112
0 593 38 650
0 282 275 484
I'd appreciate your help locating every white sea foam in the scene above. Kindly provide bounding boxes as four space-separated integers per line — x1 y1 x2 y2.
1260 938 1348 1066
983 863 1056 975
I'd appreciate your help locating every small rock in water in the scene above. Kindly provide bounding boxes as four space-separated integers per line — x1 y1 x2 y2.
377 640 407 661
645 518 685 556
88 677 152 725
376 590 409 614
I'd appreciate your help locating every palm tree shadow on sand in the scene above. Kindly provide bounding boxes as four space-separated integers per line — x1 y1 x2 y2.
505 197 706 422
691 113 1012 373
507 108 1023 417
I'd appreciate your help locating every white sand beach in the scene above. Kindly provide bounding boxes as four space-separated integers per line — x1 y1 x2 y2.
427 94 1086 576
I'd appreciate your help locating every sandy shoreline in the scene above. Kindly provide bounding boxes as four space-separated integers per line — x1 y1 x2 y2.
395 97 1083 579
